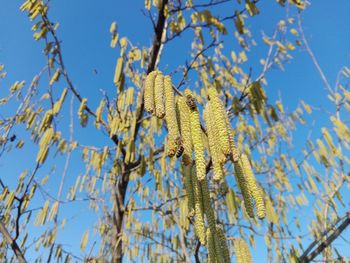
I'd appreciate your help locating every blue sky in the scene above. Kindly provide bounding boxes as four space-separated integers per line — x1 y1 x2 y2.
1 0 350 261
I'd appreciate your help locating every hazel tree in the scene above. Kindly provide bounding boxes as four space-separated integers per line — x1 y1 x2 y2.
1 0 350 262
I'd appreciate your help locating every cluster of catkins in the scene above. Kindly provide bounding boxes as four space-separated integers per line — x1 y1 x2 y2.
144 70 266 262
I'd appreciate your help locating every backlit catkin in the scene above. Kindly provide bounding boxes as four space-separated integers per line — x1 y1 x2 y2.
144 71 157 113
154 72 165 118
164 75 180 157
191 165 206 245
241 154 266 219
208 87 231 156
217 226 230 263
177 97 193 166
183 164 195 216
185 89 206 181
234 160 254 218
234 238 252 263
206 228 216 263
204 103 225 181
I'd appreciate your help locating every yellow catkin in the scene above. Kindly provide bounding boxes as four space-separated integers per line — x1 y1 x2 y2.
164 75 180 157
183 164 195 216
234 160 254 218
227 125 239 163
216 226 231 263
206 228 216 263
208 87 231 156
144 71 157 113
200 179 223 263
191 165 206 245
177 97 193 166
204 103 225 181
239 239 252 263
241 154 266 219
185 89 206 181
154 72 165 118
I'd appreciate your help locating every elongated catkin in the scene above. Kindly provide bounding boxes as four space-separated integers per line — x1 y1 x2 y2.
185 89 206 181
234 160 254 218
191 165 206 245
217 226 231 263
164 75 180 157
177 97 193 166
144 71 157 113
208 87 231 156
204 102 225 181
183 164 195 216
154 72 165 118
206 228 216 263
234 238 252 263
241 154 266 219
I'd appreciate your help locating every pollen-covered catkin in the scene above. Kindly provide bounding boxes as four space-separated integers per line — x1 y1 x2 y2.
200 179 224 263
208 87 231 156
185 89 206 181
191 165 206 245
241 154 266 219
227 126 239 163
164 75 180 157
144 71 157 114
234 160 254 218
154 72 165 118
217 226 230 263
204 103 225 181
183 164 195 216
206 228 216 263
177 97 193 166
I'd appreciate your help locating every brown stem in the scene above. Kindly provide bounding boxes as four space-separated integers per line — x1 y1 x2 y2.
0 220 27 263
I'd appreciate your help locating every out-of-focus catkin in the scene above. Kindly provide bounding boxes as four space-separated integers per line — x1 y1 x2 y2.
208 87 231 156
144 71 157 114
241 154 266 219
191 165 206 245
164 75 181 157
217 226 230 263
185 89 206 181
234 160 254 218
204 103 225 181
177 97 193 166
154 72 165 118
234 238 252 263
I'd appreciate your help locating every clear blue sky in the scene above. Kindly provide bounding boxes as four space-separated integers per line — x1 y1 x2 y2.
1 0 350 261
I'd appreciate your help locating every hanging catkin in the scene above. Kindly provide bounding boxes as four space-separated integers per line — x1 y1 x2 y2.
200 179 224 263
182 164 195 216
206 228 216 263
185 89 206 181
241 154 266 219
164 75 181 157
217 225 231 263
234 160 254 218
144 71 157 113
154 72 165 118
204 102 225 181
191 165 206 245
177 97 193 166
208 87 231 156
234 238 252 263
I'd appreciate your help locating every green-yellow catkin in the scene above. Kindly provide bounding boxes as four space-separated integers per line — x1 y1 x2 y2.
206 228 216 263
154 72 165 118
208 87 231 156
164 75 180 157
185 89 206 181
227 125 239 163
183 164 195 216
239 239 252 263
241 154 266 219
177 97 193 166
216 226 230 263
200 179 223 263
144 71 157 113
234 160 254 218
234 238 252 263
204 103 225 181
191 165 206 245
